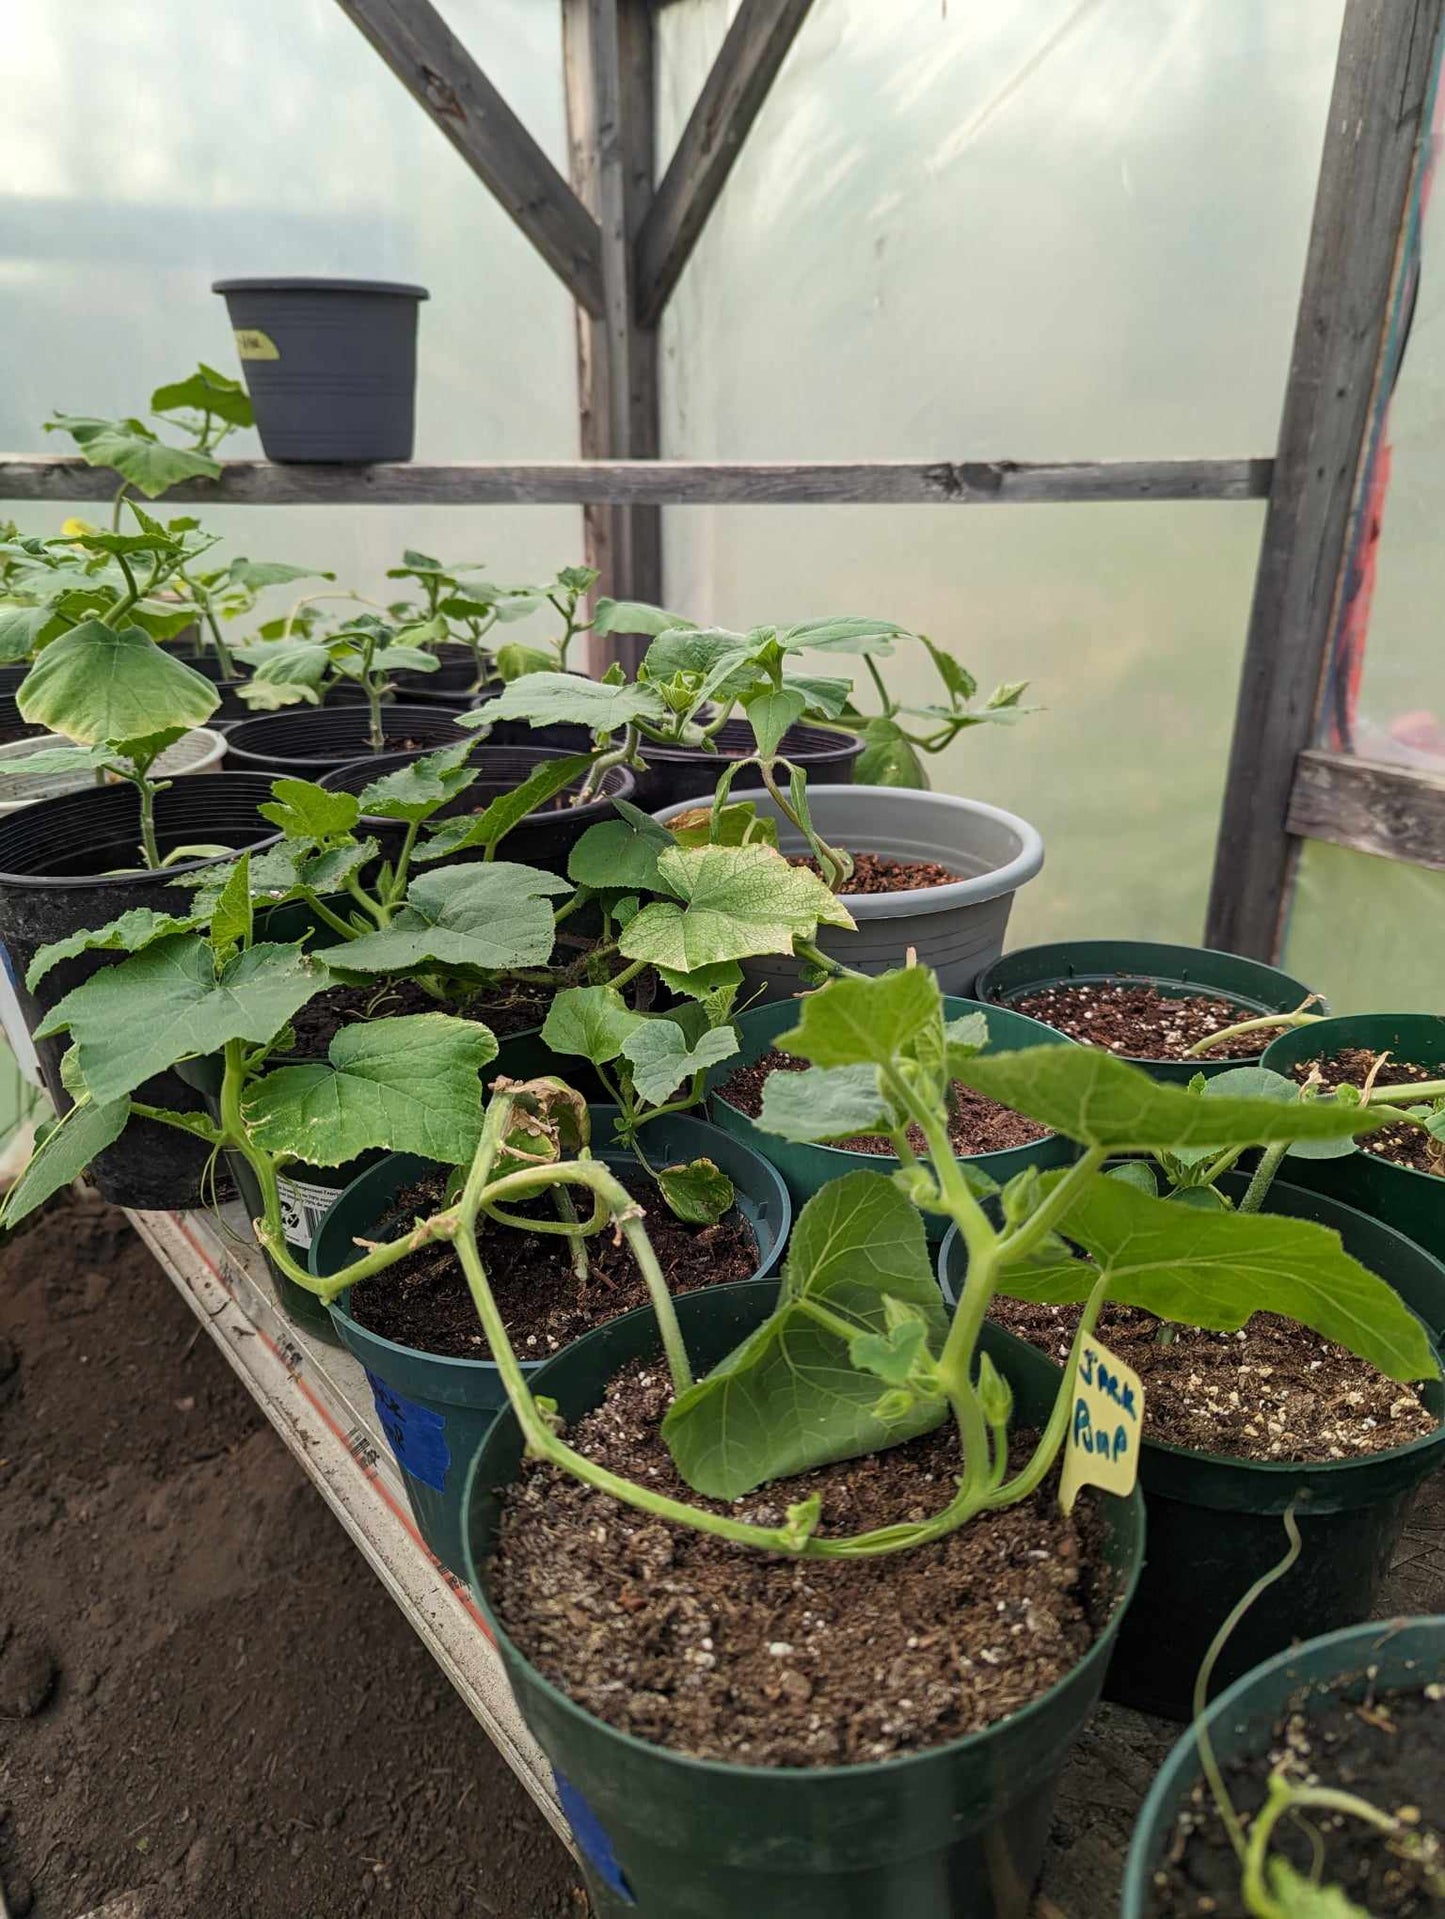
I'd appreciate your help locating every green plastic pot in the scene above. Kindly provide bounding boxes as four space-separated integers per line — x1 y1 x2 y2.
462 1279 1145 1919
939 1174 1445 1719
974 941 1321 1084
706 996 1078 1241
313 1107 791 1579
1262 1013 1445 1264
1121 1615 1445 1917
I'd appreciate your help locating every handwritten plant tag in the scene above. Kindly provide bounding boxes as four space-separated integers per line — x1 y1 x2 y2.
1058 1334 1144 1514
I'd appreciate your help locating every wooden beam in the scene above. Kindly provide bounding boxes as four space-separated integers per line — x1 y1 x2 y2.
635 0 814 327
332 0 605 317
564 0 662 666
1204 0 1445 958
0 454 1274 508
1288 748 1445 870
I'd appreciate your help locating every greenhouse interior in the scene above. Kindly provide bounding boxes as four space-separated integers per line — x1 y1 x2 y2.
2 1 1445 1916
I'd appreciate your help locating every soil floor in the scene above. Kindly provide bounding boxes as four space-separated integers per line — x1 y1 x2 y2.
0 1194 586 1919
2 1196 1443 1918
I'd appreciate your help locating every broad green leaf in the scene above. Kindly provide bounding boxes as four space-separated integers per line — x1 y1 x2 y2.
1263 1859 1369 1919
242 1014 497 1166
743 685 807 759
779 616 905 654
945 1010 991 1071
779 967 943 1070
18 620 217 750
1106 1160 1159 1196
209 852 254 955
641 626 752 688
541 985 643 1067
225 557 328 592
755 1063 891 1142
26 906 205 989
0 602 52 663
234 638 332 697
854 716 927 788
593 599 692 637
494 642 555 682
314 863 570 975
663 799 780 850
259 779 360 843
370 644 438 676
921 636 977 705
999 1169 1439 1384
301 841 378 896
653 959 744 1000
621 1018 738 1105
355 739 475 824
620 843 855 972
656 1157 734 1225
462 671 664 735
34 937 325 1104
567 807 672 890
151 364 253 428
234 674 317 712
782 671 854 718
414 753 595 862
956 1046 1399 1154
0 1095 131 1228
46 414 221 495
662 1170 947 1497
0 744 111 781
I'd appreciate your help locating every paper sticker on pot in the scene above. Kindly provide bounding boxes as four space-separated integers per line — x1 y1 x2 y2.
276 1174 340 1250
234 327 280 360
1059 1334 1143 1514
364 1370 450 1492
552 1770 635 1903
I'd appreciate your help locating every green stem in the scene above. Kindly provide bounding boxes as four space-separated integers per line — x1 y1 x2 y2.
1183 1006 1323 1059
982 1267 1111 1507
1239 1140 1289 1214
298 888 359 940
578 725 638 803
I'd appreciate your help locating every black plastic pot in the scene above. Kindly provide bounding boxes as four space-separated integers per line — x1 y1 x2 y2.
0 776 279 1209
1122 1616 1445 1917
974 940 1321 1084
1263 1014 1445 1265
390 643 499 710
213 277 428 463
0 664 42 745
707 994 1078 1240
635 719 864 810
219 703 479 780
939 1174 1445 1719
321 745 636 877
314 1109 792 1577
462 1281 1144 1918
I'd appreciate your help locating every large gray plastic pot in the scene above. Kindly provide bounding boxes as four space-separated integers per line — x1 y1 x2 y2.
653 785 1044 1001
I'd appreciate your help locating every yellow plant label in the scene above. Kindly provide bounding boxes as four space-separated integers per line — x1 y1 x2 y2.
1058 1333 1144 1514
234 327 280 361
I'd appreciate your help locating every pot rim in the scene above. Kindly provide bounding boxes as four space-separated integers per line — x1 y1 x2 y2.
461 1286 1145 1785
653 784 1045 919
1261 1013 1445 1191
318 743 636 826
213 276 429 299
0 772 279 889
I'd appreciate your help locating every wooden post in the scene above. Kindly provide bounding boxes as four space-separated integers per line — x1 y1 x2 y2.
1204 0 1445 958
564 0 661 670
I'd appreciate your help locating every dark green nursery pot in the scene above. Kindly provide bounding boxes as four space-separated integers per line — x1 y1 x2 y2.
974 941 1320 1084
462 1280 1144 1919
939 1175 1445 1719
312 1107 791 1578
1121 1615 1445 1918
1263 1013 1445 1264
706 995 1078 1240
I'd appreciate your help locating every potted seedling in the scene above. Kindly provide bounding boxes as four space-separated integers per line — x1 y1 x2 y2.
382 550 545 703
934 1056 1445 1717
1262 1014 1445 1264
1124 1596 1445 1918
974 940 1323 1085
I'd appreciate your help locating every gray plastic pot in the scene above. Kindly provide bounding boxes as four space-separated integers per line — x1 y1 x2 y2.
213 276 427 463
653 785 1044 1001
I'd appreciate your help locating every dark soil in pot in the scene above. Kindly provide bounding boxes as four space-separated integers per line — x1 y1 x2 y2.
1146 1680 1445 1917
1289 1047 1444 1174
220 703 468 778
720 1047 1049 1156
788 851 961 893
491 1363 1116 1766
1009 981 1271 1060
351 1169 759 1362
987 1296 1435 1462
637 719 864 809
285 974 555 1055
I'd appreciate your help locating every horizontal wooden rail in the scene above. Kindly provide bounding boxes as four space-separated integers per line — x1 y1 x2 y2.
0 454 1273 507
1288 746 1445 870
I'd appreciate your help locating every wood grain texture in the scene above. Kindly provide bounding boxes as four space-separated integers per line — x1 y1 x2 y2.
1204 0 1445 956
635 0 815 325
0 455 1274 507
1288 748 1445 869
331 0 605 316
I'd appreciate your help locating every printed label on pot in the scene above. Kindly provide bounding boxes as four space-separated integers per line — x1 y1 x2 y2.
364 1370 451 1492
552 1770 635 1904
1059 1334 1143 1515
234 327 280 360
276 1175 340 1251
